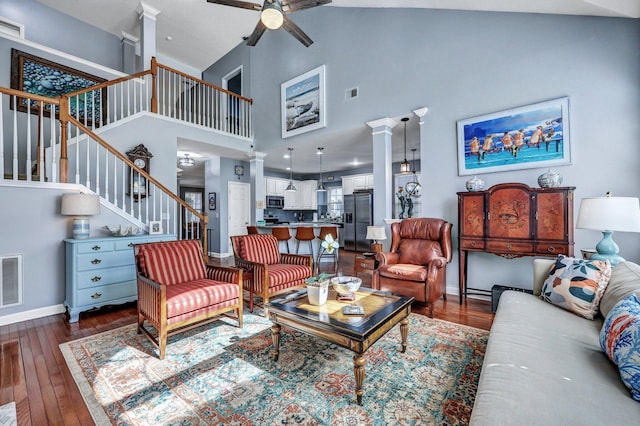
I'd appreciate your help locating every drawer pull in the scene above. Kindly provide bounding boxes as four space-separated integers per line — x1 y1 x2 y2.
91 293 102 299
360 262 367 267
92 245 101 251
91 276 102 282
547 246 556 252
470 241 476 247
91 258 102 265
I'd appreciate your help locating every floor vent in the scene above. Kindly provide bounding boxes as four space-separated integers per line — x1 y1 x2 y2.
345 87 359 101
1 255 23 308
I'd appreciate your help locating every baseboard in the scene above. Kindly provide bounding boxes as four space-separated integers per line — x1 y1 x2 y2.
0 304 66 326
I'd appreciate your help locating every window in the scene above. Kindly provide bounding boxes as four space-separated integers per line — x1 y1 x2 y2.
328 187 343 218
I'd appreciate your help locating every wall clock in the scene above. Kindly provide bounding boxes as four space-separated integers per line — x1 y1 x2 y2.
126 144 153 200
235 165 244 180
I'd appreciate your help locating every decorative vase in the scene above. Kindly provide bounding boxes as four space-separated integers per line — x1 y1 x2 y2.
307 280 330 305
465 176 485 192
537 169 563 188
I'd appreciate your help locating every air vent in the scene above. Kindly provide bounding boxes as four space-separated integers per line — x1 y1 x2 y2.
345 87 359 101
1 255 22 308
0 17 24 38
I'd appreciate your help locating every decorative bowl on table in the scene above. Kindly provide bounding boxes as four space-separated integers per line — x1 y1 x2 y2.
331 276 362 295
103 225 141 237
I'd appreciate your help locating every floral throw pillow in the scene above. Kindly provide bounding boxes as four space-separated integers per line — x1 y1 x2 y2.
540 255 612 319
599 294 640 402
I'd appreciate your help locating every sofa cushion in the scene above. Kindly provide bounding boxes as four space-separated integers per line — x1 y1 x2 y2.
397 239 443 265
240 234 280 265
137 240 205 285
600 293 640 402
165 279 239 319
540 255 611 319
471 291 638 425
600 261 640 318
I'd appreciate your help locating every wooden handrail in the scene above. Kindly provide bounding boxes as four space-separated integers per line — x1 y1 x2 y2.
0 86 61 105
67 115 209 255
156 62 254 104
63 69 153 99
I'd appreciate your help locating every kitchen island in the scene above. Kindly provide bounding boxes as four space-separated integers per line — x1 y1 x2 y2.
255 223 341 261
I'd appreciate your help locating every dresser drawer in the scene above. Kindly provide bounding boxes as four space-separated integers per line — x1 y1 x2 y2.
76 265 136 290
486 240 534 253
535 243 569 256
76 281 136 306
459 239 485 250
76 250 134 271
76 241 115 254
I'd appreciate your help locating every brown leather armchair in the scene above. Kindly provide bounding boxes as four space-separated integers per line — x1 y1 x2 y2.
373 218 453 317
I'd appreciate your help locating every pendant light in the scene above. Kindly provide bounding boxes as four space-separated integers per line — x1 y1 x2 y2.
285 147 297 192
316 147 326 192
400 117 411 174
406 148 422 198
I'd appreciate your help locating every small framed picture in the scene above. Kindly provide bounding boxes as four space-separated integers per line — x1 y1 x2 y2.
149 220 162 235
208 192 216 211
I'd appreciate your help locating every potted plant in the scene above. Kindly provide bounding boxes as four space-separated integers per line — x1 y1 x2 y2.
305 272 333 306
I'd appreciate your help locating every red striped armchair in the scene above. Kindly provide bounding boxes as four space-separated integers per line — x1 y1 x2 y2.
134 239 243 359
231 234 312 314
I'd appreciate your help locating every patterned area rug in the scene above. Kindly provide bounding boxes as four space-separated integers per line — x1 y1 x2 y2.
60 312 488 425
0 402 17 426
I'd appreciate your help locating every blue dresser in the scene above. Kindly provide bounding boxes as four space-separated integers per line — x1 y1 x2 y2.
64 234 176 322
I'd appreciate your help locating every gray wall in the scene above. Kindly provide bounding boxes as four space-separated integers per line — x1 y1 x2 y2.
204 8 640 293
0 0 122 70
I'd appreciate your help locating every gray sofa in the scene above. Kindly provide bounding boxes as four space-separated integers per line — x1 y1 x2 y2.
470 259 640 425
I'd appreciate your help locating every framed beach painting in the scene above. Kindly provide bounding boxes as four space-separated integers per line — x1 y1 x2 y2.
457 97 571 176
10 49 107 126
281 65 326 138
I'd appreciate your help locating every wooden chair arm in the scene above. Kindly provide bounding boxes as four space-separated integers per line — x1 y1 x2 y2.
426 257 448 281
280 253 313 266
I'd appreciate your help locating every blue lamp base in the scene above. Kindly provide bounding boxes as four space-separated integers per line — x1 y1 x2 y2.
590 230 625 266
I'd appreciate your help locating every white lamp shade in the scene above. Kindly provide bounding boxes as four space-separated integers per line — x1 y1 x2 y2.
366 226 387 241
61 193 100 216
576 196 640 233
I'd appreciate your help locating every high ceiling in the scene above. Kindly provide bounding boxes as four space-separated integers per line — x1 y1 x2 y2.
35 0 639 179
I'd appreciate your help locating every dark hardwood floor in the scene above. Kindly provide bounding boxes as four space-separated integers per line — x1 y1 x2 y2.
0 250 493 425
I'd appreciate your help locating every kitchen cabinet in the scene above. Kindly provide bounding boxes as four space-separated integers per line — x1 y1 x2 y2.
283 181 301 209
265 177 289 196
301 180 318 209
64 234 176 322
342 174 373 195
457 182 575 303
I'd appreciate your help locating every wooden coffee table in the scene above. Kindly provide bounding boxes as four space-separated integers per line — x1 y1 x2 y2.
264 286 414 405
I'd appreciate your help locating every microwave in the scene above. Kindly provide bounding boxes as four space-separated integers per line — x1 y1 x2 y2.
266 196 284 209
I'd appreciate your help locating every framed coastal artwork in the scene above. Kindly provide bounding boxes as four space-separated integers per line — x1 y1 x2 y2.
456 97 571 176
10 49 107 126
281 65 326 138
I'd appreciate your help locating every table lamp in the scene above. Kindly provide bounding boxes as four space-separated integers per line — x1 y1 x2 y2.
366 226 387 253
61 193 101 239
576 193 640 265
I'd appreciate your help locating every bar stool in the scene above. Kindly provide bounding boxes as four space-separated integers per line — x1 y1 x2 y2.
295 226 316 257
317 226 339 273
246 226 259 235
271 227 291 253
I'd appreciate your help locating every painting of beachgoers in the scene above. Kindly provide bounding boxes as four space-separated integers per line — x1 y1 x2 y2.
281 65 325 138
457 97 571 176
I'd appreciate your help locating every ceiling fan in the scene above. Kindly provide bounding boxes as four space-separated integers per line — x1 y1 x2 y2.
206 0 331 47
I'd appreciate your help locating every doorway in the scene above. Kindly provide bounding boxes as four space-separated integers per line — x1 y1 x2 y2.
228 181 251 239
222 66 242 133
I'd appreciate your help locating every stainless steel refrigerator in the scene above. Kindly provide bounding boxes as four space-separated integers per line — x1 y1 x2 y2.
343 189 373 252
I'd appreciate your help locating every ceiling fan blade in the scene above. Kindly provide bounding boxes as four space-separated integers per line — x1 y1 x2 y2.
246 20 267 46
281 0 331 13
282 16 313 47
206 0 263 12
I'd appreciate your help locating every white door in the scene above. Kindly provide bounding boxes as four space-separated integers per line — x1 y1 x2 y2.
228 181 251 237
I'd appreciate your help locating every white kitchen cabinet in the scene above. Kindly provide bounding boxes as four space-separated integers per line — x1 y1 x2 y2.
301 180 318 209
265 177 289 196
342 173 373 195
284 180 301 209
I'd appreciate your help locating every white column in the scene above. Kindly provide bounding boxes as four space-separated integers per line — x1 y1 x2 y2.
136 2 160 71
367 117 397 250
248 151 267 224
121 31 139 75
